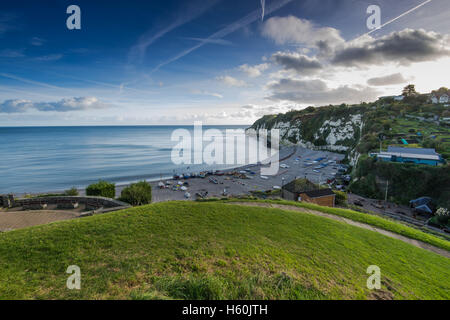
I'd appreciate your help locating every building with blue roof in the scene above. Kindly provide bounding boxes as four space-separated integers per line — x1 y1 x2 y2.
371 147 445 166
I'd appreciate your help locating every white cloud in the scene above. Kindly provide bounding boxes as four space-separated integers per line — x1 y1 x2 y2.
35 54 63 61
239 63 269 77
266 78 379 105
31 37 46 46
262 16 344 48
216 75 247 87
191 90 223 99
0 49 25 58
367 73 409 86
0 97 111 113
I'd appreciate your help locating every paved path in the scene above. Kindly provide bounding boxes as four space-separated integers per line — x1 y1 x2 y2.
0 210 80 232
229 202 450 259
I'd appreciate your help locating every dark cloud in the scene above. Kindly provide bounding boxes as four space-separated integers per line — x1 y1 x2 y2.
333 29 450 67
367 73 408 86
266 78 379 104
0 97 110 113
272 52 322 74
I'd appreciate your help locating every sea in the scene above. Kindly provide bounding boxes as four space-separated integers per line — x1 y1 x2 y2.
0 125 254 194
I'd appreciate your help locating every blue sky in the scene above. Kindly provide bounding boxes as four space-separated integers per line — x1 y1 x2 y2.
0 0 449 125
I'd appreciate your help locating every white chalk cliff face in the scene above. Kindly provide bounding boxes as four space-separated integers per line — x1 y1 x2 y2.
313 114 362 151
249 113 364 154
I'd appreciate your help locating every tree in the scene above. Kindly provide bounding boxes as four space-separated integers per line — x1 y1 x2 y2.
402 84 418 97
65 187 79 196
86 180 115 198
435 208 449 225
120 181 152 206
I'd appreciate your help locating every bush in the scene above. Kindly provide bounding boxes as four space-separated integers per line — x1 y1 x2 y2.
86 180 116 198
120 181 152 206
435 208 450 225
64 187 79 196
334 190 348 206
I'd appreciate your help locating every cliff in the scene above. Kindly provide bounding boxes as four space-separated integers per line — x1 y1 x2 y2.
248 104 368 164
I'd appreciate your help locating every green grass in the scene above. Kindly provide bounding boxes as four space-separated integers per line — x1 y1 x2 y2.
0 201 449 300
227 199 450 251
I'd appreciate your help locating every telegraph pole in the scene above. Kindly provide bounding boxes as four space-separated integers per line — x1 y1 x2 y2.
385 180 389 202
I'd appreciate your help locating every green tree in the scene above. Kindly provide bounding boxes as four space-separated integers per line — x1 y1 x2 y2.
86 180 116 198
120 181 152 206
65 187 79 196
402 84 418 97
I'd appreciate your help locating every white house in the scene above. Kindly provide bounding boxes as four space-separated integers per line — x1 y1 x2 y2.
439 94 449 104
431 89 450 104
431 95 439 104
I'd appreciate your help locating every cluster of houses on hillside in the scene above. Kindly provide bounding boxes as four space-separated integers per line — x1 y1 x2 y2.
379 87 449 105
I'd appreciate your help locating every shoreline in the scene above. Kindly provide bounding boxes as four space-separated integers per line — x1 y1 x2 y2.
112 146 343 203
10 146 345 202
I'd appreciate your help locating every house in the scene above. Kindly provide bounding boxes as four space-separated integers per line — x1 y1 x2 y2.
371 146 445 166
430 89 450 104
282 178 336 207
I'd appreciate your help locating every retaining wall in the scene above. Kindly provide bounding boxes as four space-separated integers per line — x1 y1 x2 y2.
1 195 130 210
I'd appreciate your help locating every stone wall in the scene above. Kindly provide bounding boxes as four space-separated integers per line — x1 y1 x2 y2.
1 195 130 210
0 195 14 208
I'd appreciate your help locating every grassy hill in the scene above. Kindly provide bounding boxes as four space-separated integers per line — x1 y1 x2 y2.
0 201 449 300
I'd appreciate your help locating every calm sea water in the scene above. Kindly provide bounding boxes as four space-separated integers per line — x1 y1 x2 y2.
0 126 250 194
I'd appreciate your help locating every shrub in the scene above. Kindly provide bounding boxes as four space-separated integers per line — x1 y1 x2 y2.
65 187 79 196
120 181 152 206
86 180 115 198
334 190 348 206
435 208 450 225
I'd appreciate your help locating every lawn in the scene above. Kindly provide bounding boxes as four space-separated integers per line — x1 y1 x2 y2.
226 199 450 251
0 201 449 300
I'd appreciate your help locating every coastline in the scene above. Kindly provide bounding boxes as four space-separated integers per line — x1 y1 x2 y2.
97 146 343 203
12 146 345 203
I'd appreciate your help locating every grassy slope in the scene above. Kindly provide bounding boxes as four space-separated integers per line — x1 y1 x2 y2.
0 202 449 300
226 199 450 251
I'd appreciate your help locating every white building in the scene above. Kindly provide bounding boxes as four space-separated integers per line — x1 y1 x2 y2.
440 94 449 104
431 90 450 104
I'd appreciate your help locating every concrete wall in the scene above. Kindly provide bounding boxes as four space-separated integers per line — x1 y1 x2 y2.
282 190 298 201
2 195 130 210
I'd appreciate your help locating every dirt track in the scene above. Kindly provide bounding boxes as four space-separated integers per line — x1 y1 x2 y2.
0 210 80 232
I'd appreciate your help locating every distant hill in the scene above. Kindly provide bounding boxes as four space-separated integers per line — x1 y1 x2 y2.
0 201 449 299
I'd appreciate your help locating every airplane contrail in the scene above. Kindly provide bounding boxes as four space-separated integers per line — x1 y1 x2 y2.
128 0 221 64
363 0 433 38
261 0 266 21
152 0 293 72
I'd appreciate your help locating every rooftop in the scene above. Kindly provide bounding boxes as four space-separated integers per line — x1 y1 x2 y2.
282 178 318 194
378 152 441 161
387 146 437 156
